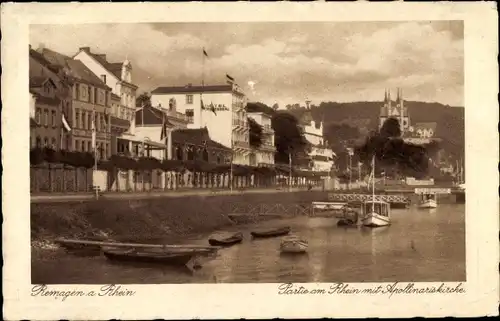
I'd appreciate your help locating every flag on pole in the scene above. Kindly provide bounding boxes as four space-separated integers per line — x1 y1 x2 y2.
62 111 72 132
91 108 96 152
226 74 234 83
203 48 208 58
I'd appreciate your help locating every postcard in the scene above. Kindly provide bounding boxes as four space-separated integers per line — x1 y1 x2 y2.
2 2 498 319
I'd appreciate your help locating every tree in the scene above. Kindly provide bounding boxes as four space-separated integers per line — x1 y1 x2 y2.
248 117 263 148
272 103 279 110
380 117 401 138
136 92 152 108
324 123 360 153
272 112 309 165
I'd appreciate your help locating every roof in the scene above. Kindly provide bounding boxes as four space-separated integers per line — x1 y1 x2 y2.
82 49 138 89
111 93 121 100
29 76 52 88
135 106 174 127
39 48 110 90
110 116 131 128
151 84 234 95
171 128 231 151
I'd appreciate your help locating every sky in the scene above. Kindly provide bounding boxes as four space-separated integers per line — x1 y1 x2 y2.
30 21 464 108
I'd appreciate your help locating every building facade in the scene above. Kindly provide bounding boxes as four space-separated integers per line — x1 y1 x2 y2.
73 47 138 134
151 83 251 165
247 112 276 167
29 47 73 151
302 119 335 173
39 48 112 159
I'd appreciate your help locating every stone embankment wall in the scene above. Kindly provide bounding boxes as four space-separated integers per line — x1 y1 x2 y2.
31 191 328 244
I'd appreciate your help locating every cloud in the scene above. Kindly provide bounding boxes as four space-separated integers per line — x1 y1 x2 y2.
30 21 464 107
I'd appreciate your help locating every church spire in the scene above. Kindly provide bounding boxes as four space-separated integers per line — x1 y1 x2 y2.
384 89 388 102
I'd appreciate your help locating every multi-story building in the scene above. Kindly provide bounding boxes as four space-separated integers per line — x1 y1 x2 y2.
29 47 73 150
73 47 141 156
73 47 137 129
302 119 335 173
39 48 112 159
151 83 251 165
247 111 276 167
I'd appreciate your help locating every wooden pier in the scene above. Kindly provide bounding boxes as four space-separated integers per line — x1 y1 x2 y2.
328 193 410 204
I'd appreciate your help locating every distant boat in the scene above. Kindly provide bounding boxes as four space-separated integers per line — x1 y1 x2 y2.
361 156 391 228
418 193 438 209
102 247 195 266
251 226 291 238
208 232 243 247
280 235 308 254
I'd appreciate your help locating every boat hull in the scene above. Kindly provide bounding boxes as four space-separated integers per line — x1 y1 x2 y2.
103 249 194 266
208 233 243 247
251 227 291 238
362 212 391 227
418 200 438 209
280 240 308 254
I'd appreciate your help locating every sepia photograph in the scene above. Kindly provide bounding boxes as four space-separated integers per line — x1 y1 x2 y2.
2 2 498 320
29 20 466 285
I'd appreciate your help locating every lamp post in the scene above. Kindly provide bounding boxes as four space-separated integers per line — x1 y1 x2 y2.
346 147 353 190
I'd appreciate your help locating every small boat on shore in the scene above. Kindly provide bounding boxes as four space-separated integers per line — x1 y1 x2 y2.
361 156 391 228
280 235 308 254
55 236 113 254
251 226 291 238
418 193 438 209
102 247 195 266
208 232 243 247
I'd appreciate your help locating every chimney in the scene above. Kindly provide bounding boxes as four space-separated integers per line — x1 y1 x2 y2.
79 47 90 53
101 75 107 83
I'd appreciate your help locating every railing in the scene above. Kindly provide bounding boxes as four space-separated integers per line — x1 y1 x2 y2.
234 140 250 149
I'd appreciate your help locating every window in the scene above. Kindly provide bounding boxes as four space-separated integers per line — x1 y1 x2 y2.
106 143 110 158
36 136 42 148
187 148 194 161
101 75 106 84
79 84 87 101
43 109 49 126
87 141 92 152
44 137 49 147
96 113 101 132
35 108 42 124
75 140 80 151
202 149 209 162
51 137 57 149
186 94 193 104
88 86 93 103
75 110 80 129
185 109 194 123
82 111 87 129
51 110 56 127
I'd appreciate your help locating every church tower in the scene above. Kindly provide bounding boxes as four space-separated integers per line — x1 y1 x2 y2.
379 88 410 134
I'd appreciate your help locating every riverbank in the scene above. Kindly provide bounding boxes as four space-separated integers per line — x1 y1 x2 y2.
31 190 328 251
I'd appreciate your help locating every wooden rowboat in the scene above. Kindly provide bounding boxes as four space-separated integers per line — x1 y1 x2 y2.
208 232 243 247
102 247 194 266
280 235 308 254
250 226 291 238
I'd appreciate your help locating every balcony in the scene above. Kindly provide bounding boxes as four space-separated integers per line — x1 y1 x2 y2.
232 118 249 132
260 143 276 152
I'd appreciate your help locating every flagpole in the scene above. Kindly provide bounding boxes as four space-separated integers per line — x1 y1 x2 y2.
200 47 206 128
141 103 145 157
92 108 98 200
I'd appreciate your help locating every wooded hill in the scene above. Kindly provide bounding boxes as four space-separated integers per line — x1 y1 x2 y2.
286 101 465 161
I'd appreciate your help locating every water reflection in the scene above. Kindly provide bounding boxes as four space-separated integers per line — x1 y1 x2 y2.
32 204 465 284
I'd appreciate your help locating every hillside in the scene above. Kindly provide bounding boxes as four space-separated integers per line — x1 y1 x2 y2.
287 101 465 160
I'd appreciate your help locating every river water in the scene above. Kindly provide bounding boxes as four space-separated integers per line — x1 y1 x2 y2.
32 204 465 284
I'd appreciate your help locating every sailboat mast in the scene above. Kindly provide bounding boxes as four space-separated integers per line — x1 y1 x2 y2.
372 156 375 202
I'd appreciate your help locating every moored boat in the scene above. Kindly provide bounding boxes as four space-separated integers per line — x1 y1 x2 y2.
102 247 195 266
361 156 391 228
208 232 243 247
418 194 438 209
250 226 291 238
280 235 308 254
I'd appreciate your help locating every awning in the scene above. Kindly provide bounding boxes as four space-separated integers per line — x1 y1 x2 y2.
118 134 167 149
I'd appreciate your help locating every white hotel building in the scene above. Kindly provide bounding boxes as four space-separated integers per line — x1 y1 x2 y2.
151 83 251 165
302 119 335 173
247 112 276 167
